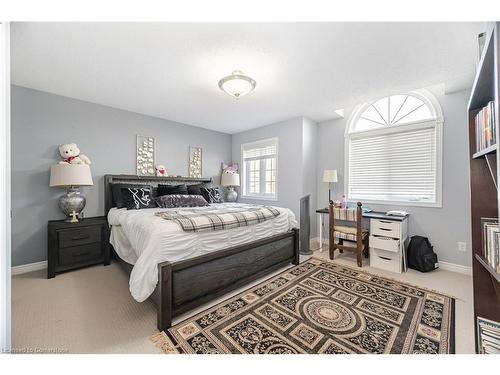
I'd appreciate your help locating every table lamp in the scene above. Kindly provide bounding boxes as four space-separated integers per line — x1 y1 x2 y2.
322 169 338 203
221 173 240 202
50 164 94 222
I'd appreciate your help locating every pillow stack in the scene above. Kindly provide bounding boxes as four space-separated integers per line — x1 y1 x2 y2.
111 182 225 210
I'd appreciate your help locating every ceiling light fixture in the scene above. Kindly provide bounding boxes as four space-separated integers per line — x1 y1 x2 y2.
218 70 256 99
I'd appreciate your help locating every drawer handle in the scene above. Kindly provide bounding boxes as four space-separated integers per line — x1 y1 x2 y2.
379 256 392 261
73 251 91 257
71 235 91 241
379 220 393 224
379 227 392 231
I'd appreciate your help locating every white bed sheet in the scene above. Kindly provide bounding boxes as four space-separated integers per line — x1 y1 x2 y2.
108 203 297 302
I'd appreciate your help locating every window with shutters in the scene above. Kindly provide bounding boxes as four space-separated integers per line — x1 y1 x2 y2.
241 138 278 200
345 89 443 207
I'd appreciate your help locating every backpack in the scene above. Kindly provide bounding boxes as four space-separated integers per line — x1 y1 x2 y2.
407 235 438 272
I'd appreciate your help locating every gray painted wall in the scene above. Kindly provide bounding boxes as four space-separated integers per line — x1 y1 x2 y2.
316 88 472 266
231 116 318 233
302 117 318 234
11 85 232 266
11 84 471 268
231 117 304 217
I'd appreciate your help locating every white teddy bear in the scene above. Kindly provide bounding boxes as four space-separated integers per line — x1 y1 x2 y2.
58 143 92 165
155 165 168 177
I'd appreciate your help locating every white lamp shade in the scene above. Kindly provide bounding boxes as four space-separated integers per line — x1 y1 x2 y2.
221 173 240 187
50 164 94 187
323 169 338 183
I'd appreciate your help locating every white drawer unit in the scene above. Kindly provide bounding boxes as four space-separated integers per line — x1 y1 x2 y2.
369 216 408 274
370 219 401 238
369 235 399 253
370 248 401 274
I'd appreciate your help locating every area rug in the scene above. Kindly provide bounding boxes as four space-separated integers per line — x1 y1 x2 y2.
151 257 455 354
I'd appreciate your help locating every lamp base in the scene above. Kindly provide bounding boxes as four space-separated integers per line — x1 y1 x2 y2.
225 186 238 202
58 187 86 222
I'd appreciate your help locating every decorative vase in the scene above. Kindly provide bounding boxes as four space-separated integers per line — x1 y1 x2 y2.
225 186 238 202
58 187 86 221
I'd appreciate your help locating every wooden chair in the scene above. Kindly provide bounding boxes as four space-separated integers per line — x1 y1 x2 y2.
328 201 369 267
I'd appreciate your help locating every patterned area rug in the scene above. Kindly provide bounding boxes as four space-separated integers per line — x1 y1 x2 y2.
151 257 455 354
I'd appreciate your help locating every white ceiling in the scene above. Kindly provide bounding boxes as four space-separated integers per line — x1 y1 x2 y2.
11 22 485 134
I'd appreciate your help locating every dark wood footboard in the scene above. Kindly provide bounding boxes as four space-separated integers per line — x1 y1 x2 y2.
156 228 299 331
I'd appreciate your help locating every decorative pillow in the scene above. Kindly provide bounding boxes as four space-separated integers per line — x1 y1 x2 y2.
200 187 224 203
157 184 188 196
112 183 152 208
187 183 204 195
154 194 209 208
121 187 156 210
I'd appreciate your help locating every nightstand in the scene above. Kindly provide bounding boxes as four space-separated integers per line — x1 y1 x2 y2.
47 216 110 278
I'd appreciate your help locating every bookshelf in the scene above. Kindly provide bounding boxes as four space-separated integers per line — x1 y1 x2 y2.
467 22 500 353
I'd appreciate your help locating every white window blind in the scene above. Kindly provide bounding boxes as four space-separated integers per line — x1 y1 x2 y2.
242 139 277 160
241 138 278 199
348 124 438 203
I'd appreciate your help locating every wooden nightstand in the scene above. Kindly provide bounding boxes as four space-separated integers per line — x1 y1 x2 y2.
47 216 110 278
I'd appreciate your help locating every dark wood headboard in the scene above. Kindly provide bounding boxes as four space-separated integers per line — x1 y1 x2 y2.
104 174 213 215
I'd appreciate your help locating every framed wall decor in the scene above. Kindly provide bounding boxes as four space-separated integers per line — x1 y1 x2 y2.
136 135 156 176
189 146 202 178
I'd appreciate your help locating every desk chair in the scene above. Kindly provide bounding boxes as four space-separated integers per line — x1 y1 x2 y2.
329 201 369 267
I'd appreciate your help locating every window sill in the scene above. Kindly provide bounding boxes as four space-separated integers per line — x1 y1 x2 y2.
240 195 278 202
347 198 442 208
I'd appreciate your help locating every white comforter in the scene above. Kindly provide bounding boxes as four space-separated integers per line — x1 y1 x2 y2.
108 203 297 302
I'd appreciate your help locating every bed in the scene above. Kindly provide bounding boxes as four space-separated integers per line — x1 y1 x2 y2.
104 174 300 331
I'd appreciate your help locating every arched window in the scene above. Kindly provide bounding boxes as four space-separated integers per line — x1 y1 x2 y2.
345 89 443 206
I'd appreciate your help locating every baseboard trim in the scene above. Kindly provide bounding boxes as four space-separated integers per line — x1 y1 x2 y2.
311 237 472 276
437 261 472 276
11 260 47 275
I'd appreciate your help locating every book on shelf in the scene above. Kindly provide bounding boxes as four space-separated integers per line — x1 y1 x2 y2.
481 217 500 274
477 317 500 354
475 101 497 153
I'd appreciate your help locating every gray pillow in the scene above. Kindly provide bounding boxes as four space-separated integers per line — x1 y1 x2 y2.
154 194 209 208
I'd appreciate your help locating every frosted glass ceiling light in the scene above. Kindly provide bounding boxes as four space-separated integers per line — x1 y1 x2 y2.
218 70 256 99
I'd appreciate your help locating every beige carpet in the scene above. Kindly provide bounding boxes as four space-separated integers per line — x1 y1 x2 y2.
11 248 474 354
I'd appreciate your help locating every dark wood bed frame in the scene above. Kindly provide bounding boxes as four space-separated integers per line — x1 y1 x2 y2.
104 174 300 331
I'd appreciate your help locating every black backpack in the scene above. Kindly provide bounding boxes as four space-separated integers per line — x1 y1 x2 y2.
407 235 438 272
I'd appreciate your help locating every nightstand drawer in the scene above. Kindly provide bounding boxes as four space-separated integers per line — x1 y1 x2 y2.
58 226 102 248
370 219 401 238
58 243 103 266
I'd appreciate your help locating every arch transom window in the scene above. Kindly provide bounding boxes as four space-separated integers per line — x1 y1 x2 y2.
346 89 443 207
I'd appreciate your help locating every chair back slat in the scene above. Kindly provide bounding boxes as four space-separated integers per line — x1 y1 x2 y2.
332 207 358 222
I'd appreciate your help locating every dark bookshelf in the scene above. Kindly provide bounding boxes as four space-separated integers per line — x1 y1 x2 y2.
467 23 500 353
475 253 500 285
472 143 497 159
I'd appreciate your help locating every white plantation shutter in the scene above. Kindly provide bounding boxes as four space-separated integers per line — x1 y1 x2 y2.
242 139 277 160
241 138 278 199
348 123 438 203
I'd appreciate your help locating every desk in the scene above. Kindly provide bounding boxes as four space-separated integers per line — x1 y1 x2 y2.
315 208 409 273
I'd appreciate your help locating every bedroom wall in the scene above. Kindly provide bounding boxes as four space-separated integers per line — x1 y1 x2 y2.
11 85 232 266
316 88 472 267
231 116 318 233
302 117 318 237
231 117 304 217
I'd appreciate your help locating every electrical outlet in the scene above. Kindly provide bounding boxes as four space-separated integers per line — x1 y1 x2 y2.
458 242 467 252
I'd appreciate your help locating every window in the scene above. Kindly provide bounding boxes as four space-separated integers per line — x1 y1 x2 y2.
345 90 443 207
241 138 278 200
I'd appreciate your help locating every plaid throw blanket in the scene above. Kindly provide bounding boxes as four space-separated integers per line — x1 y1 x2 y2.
155 204 281 232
